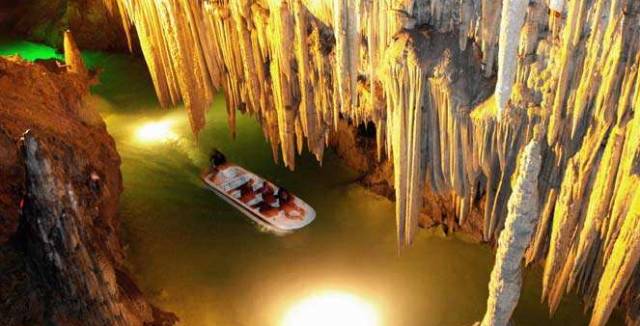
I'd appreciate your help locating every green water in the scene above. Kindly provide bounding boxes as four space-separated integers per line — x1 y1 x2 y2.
0 37 622 326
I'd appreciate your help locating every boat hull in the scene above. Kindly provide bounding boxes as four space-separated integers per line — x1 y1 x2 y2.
202 164 315 233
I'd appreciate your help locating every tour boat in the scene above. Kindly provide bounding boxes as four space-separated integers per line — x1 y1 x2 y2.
202 151 315 233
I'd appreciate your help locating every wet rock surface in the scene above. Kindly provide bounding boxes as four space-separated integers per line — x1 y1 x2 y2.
0 56 176 325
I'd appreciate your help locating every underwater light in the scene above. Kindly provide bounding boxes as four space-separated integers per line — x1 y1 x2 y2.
136 120 177 143
282 291 379 326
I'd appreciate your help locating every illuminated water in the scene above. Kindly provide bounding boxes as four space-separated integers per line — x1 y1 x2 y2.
0 37 622 325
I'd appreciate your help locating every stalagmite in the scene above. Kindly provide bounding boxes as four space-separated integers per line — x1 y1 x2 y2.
494 0 528 119
479 139 542 326
63 30 89 79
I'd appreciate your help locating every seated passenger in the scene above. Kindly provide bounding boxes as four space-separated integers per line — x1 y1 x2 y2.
240 188 256 203
256 202 279 218
207 150 227 178
256 183 277 205
233 179 256 203
278 188 305 219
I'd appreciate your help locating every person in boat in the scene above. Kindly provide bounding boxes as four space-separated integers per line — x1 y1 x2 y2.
256 201 280 218
208 149 227 178
255 182 277 205
233 179 257 203
210 149 227 167
249 182 283 218
277 188 305 220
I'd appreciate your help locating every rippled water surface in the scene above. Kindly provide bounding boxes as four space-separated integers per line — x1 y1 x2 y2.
0 37 621 326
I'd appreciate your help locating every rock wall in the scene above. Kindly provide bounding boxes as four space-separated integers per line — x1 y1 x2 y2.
102 0 640 324
3 0 129 51
0 56 176 325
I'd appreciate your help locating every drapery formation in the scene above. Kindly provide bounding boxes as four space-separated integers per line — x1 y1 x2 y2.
103 0 640 324
381 31 428 248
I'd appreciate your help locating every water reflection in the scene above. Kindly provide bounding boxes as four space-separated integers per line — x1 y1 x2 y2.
282 290 380 326
135 119 178 143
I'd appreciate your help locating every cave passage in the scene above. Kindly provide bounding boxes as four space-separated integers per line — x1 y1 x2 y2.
0 37 622 326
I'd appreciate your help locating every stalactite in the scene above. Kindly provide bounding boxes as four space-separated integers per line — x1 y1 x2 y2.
229 0 261 114
542 157 581 311
381 31 428 248
494 0 528 119
105 1 640 323
293 0 325 160
332 0 359 116
546 0 587 145
267 0 298 169
479 139 542 326
480 0 501 77
590 189 640 326
458 0 474 51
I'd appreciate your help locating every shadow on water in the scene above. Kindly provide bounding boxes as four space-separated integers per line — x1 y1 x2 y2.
0 36 623 326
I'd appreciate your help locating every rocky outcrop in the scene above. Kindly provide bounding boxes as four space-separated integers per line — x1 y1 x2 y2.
4 0 129 51
0 54 104 245
0 56 176 325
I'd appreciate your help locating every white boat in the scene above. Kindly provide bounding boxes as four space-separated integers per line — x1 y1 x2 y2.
201 153 315 233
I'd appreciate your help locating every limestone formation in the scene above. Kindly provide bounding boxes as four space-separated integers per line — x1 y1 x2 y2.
494 0 528 119
103 0 640 323
63 30 89 78
479 139 542 326
381 30 428 247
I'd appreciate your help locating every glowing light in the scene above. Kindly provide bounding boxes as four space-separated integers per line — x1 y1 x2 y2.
136 120 177 143
282 291 379 326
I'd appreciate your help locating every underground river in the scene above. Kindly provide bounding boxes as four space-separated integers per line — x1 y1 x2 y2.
0 38 622 326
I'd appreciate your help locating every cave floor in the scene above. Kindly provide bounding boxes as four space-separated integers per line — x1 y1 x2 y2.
0 37 623 326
